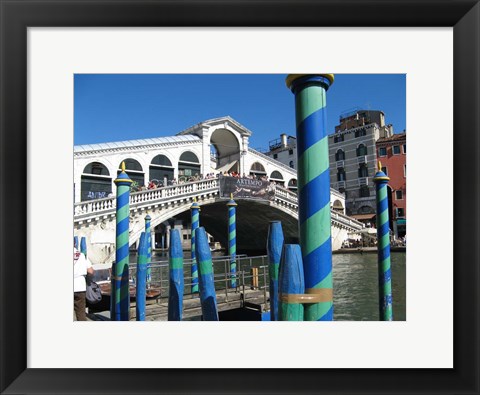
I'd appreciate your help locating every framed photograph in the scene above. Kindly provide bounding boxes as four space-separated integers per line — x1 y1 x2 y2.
1 1 478 394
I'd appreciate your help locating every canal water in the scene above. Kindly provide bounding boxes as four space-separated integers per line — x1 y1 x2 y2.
133 250 406 321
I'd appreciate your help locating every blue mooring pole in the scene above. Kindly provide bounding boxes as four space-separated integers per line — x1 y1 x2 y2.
74 236 79 250
278 244 305 321
267 221 284 321
286 74 335 321
144 215 152 286
190 198 200 293
195 227 219 321
135 232 148 321
373 161 394 321
80 236 87 258
227 193 237 288
168 228 184 321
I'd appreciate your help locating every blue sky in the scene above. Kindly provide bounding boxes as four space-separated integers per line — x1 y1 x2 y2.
74 74 406 150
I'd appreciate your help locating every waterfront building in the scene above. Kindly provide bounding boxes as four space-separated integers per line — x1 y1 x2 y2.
328 109 394 221
376 132 407 238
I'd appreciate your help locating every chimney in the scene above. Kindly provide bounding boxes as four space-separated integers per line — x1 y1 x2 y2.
281 133 288 148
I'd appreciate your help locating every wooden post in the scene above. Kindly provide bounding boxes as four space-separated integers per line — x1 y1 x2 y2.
267 221 284 321
194 227 219 321
278 244 305 321
168 228 184 321
135 232 148 321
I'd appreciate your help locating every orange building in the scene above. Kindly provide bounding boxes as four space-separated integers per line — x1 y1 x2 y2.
376 132 406 238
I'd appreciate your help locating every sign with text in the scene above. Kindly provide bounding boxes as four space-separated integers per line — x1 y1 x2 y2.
219 176 275 201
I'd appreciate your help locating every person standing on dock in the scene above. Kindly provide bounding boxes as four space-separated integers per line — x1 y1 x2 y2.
73 247 94 321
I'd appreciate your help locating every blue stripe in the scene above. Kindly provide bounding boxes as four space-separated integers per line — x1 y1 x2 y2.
378 221 390 239
116 244 130 263
296 108 327 155
379 245 391 263
378 197 389 214
380 268 392 286
229 225 236 234
117 190 129 206
298 170 330 225
318 305 334 321
117 217 129 235
230 237 236 246
302 239 332 289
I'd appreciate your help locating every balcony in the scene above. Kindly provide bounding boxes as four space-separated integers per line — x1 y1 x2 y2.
358 177 368 187
337 181 346 189
357 155 367 164
336 160 345 168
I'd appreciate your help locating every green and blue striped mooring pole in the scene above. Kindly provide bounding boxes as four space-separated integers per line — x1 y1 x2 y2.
168 228 184 321
195 226 219 321
373 161 394 321
190 198 200 293
111 161 133 321
144 215 152 286
278 244 305 321
80 236 87 258
74 236 79 250
267 221 284 321
227 193 237 288
135 232 148 321
286 74 335 321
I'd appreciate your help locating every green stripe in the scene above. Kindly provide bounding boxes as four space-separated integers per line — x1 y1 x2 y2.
192 213 199 221
300 205 331 256
298 137 329 189
229 215 235 225
378 186 387 200
295 85 326 126
269 263 280 280
380 233 389 248
116 205 129 220
199 259 213 275
170 257 183 270
310 272 333 290
379 208 389 226
116 230 129 245
380 257 391 272
229 231 236 240
304 302 332 321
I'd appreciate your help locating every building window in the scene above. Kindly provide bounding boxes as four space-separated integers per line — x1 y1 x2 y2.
403 144 406 154
356 144 367 156
358 164 368 178
360 186 370 197
337 169 346 181
382 167 388 176
404 164 406 177
289 149 294 155
354 128 367 138
396 190 403 200
289 161 294 169
334 134 344 143
396 208 405 217
273 153 278 159
335 149 345 161
183 234 188 240
378 147 387 157
393 145 401 155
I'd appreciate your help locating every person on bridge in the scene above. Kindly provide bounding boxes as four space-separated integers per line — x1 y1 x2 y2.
73 247 94 321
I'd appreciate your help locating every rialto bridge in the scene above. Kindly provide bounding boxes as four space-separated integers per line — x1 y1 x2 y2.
74 116 364 264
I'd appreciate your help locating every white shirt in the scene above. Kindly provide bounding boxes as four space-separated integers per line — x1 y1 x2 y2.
73 248 92 292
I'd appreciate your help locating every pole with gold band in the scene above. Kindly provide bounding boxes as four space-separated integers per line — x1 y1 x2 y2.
168 228 184 321
286 74 335 321
373 161 394 321
135 232 148 321
144 215 152 286
190 197 200 293
278 244 305 321
111 161 133 321
227 193 237 288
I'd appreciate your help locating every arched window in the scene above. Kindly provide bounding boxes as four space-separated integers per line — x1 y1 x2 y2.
335 149 345 161
118 159 145 188
337 168 346 181
356 144 367 156
332 199 344 213
250 162 266 178
150 154 174 185
358 163 368 178
81 162 111 201
289 161 294 169
270 170 284 186
178 151 201 180
288 178 297 192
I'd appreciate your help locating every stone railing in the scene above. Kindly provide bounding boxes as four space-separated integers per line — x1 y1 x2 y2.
248 147 298 176
74 178 219 221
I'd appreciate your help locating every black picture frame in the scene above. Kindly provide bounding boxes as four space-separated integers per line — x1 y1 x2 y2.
1 1 478 394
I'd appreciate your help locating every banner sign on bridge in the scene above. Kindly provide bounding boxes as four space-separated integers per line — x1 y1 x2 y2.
219 176 275 201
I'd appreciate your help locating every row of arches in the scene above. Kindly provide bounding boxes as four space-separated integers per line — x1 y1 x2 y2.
80 155 298 201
